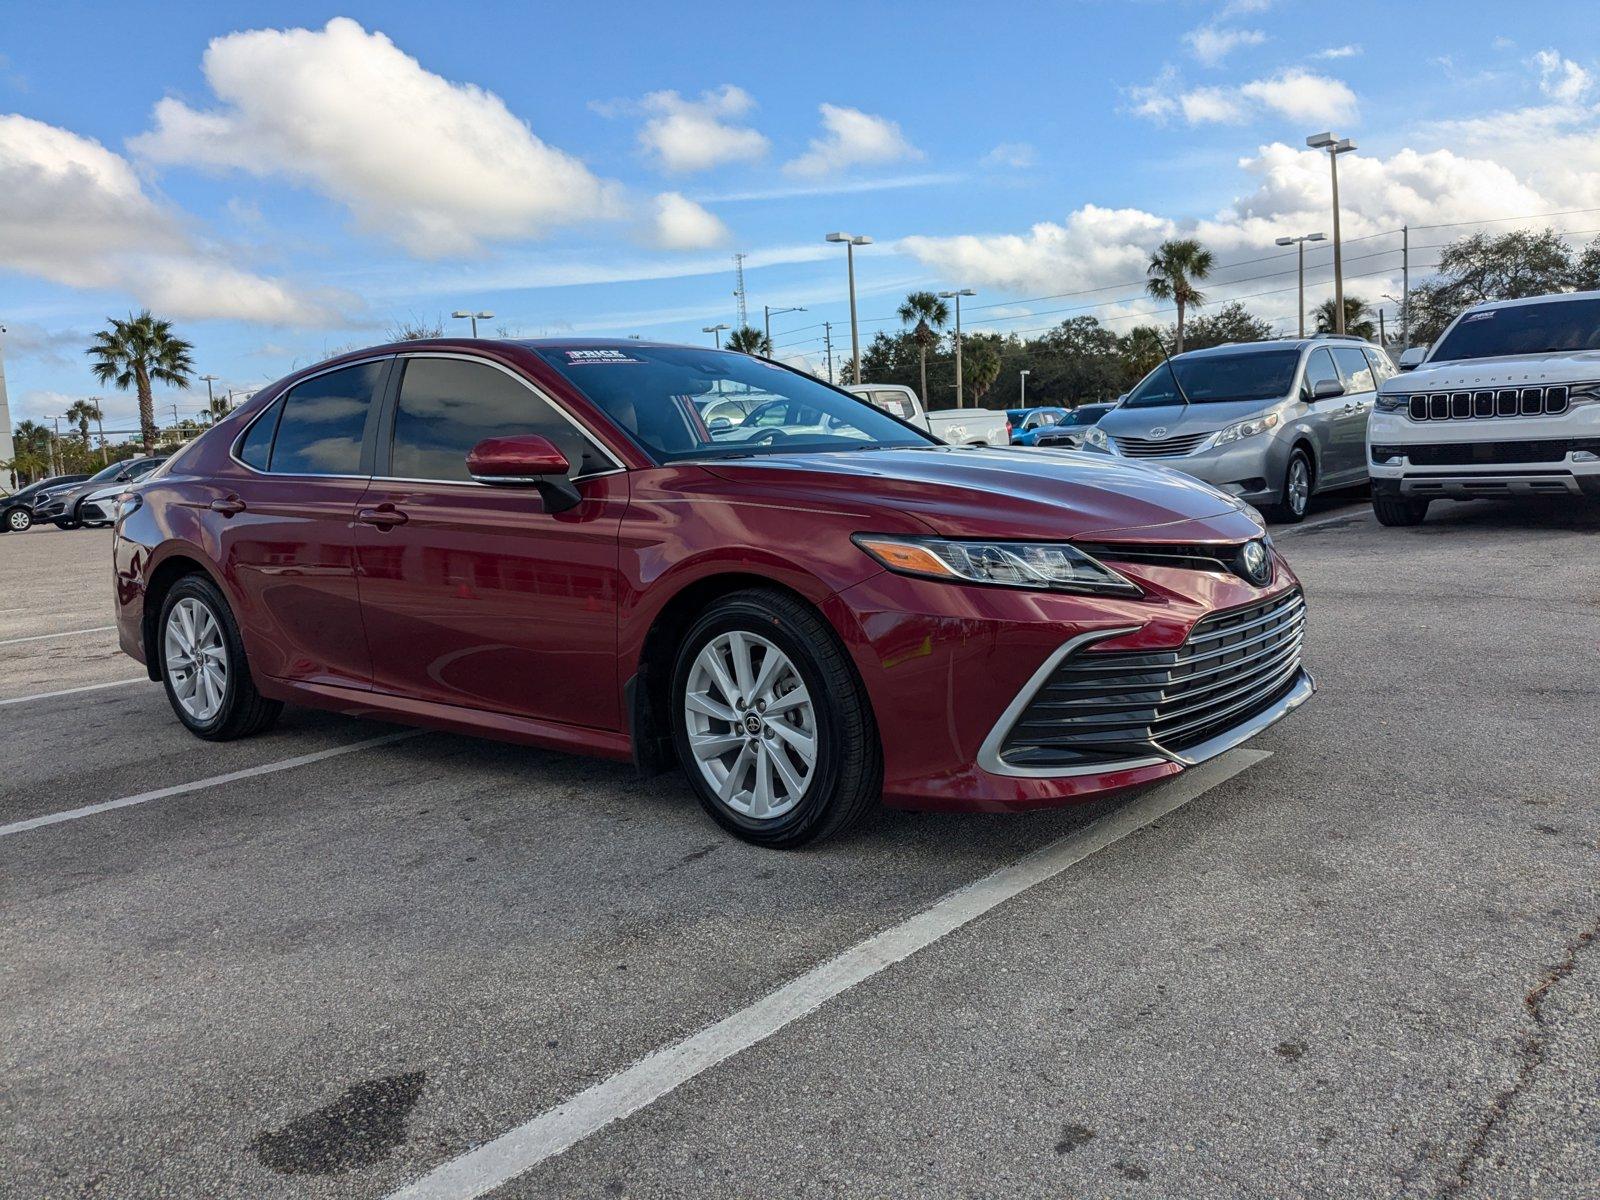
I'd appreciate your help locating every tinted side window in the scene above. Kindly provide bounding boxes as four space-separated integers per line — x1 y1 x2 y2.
270 362 383 475
1303 349 1341 397
1332 347 1375 393
389 357 604 482
237 397 283 470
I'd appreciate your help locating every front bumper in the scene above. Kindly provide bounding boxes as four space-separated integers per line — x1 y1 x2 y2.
1367 409 1600 499
1090 437 1287 506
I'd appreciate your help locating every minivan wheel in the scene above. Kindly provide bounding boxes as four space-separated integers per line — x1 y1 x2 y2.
158 575 282 740
1373 494 1430 527
670 589 881 848
4 507 29 533
1273 450 1313 523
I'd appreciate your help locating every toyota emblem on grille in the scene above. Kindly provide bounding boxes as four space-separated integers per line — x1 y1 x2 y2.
1148 426 1168 438
1236 540 1272 587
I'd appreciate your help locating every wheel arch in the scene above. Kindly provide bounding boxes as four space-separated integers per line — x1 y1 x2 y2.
141 551 223 682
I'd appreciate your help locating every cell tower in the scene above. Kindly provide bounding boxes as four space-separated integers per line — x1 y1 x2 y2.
733 252 749 329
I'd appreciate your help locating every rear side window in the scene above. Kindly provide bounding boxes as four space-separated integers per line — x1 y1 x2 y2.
1303 349 1341 397
237 398 283 470
1331 347 1375 393
270 362 385 476
388 357 606 482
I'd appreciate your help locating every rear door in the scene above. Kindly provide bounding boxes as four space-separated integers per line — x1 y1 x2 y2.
354 354 629 731
1330 346 1378 483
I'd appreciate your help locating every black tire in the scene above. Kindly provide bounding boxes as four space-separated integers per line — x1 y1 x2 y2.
1373 494 1430 527
1272 448 1314 523
53 518 80 530
3 506 30 533
157 574 282 740
669 588 881 848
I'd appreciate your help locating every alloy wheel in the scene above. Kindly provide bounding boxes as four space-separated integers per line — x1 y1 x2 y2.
164 597 229 723
683 631 817 821
6 509 28 532
1288 458 1310 516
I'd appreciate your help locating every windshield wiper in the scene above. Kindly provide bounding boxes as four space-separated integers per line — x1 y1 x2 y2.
1160 346 1192 406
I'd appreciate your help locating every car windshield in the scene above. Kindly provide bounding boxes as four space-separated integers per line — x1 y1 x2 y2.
1431 297 1600 361
536 346 934 461
85 459 132 484
1059 406 1110 426
1122 349 1301 407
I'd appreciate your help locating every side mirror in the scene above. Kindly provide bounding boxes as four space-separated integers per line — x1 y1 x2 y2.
466 434 582 513
708 416 732 432
1312 378 1346 401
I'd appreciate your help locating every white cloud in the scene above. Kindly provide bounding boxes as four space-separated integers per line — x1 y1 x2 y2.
1181 86 1250 123
1185 26 1267 67
981 142 1036 169
132 17 623 257
1533 49 1592 103
783 104 922 178
1135 67 1358 126
647 192 729 250
1314 44 1362 61
1238 69 1358 124
0 113 337 325
627 85 768 172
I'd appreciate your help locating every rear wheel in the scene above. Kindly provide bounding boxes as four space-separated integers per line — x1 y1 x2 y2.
4 506 29 533
158 575 282 740
670 589 880 848
1273 449 1314 523
1373 494 1430 526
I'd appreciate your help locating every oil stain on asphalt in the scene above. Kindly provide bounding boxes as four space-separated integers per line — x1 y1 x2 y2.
251 1071 426 1175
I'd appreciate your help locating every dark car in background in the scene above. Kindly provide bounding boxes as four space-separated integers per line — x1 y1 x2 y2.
1031 402 1119 449
30 457 168 529
2 474 90 533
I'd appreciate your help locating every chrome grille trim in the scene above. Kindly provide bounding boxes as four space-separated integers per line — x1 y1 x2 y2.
1112 431 1214 457
1406 384 1570 421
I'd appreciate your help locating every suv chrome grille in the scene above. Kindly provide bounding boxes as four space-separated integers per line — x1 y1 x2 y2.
1112 431 1213 457
999 589 1306 770
1407 386 1570 421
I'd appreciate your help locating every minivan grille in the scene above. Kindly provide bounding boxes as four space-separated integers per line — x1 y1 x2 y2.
999 589 1306 770
1406 386 1569 421
1112 431 1213 457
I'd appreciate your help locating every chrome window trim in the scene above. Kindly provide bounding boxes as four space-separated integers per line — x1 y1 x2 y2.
228 354 395 480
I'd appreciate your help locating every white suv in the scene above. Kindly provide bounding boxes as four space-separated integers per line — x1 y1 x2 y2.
1367 291 1600 525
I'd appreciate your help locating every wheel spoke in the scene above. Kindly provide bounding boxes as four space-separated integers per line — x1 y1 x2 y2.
768 742 806 799
749 646 784 704
763 685 811 717
701 649 740 707
768 719 816 764
748 744 773 818
727 631 756 699
717 743 753 802
690 731 745 760
685 691 736 722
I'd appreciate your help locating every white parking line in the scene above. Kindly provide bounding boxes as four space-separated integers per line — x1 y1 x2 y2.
1278 504 1372 536
0 730 424 838
0 625 117 647
388 747 1271 1200
0 678 146 706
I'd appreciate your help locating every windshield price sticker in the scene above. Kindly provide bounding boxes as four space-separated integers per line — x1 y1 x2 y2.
565 349 644 365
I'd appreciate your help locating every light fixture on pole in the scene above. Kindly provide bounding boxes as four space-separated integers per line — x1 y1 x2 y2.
938 288 977 407
701 323 730 348
451 310 495 337
1019 369 1030 407
1273 233 1327 337
1305 132 1356 333
762 305 806 355
825 233 872 383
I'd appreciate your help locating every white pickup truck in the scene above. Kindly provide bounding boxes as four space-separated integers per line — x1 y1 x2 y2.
846 384 1011 446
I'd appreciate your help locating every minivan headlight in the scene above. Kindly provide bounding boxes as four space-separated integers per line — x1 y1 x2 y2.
1214 413 1280 445
1080 426 1112 452
853 535 1140 595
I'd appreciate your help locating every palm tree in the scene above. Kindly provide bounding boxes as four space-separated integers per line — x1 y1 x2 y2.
896 291 951 405
724 325 771 355
1145 238 1214 353
65 397 104 459
86 311 195 453
1313 295 1378 341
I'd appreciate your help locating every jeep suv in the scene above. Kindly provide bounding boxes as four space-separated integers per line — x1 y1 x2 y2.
1367 291 1600 525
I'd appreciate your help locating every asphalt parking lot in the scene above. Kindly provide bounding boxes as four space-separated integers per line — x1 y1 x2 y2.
2 499 1597 1200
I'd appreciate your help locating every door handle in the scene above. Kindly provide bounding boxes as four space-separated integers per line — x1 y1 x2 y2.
209 496 246 516
357 505 408 528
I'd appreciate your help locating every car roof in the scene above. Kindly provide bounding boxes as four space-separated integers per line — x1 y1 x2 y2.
1174 335 1375 361
1457 288 1600 315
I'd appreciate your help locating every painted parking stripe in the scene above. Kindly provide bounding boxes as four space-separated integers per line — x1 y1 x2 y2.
0 730 424 838
388 747 1272 1200
0 625 118 647
0 678 146 706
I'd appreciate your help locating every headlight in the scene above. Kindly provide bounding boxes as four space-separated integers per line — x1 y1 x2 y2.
1214 413 1280 445
1080 426 1111 451
853 535 1140 596
1373 393 1409 412
114 492 142 522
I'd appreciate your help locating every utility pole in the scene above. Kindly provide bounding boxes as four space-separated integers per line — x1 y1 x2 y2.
823 321 835 384
938 288 977 407
762 305 806 356
733 253 749 330
92 398 107 464
1307 132 1357 333
200 373 219 420
1378 308 1387 349
1401 225 1411 350
49 415 63 477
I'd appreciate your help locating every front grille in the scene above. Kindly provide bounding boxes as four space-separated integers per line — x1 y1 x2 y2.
1372 438 1600 466
1076 541 1250 576
999 589 1306 770
1406 386 1570 421
1112 431 1213 458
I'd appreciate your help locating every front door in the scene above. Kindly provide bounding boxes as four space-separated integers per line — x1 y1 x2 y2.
1300 348 1351 485
1329 346 1378 484
354 354 628 731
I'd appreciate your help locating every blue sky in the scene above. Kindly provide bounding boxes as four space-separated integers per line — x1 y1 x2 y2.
4 1 1599 435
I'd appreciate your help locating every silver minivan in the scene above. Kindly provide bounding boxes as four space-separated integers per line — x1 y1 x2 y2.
1083 335 1395 522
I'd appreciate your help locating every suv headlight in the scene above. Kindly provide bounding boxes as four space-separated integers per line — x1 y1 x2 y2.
1214 413 1280 445
1080 426 1112 452
853 535 1140 596
1374 392 1409 412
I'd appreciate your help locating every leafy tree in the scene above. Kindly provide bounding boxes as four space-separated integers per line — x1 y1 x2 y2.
896 291 950 405
387 317 445 340
1027 317 1124 404
1181 301 1275 350
724 325 772 355
1409 229 1579 343
86 311 195 453
1117 325 1169 388
1313 295 1377 341
1145 238 1214 353
1574 237 1600 291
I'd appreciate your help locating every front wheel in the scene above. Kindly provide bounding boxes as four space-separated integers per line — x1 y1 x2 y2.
1272 449 1314 523
53 518 80 530
3 507 30 533
1373 494 1430 527
158 575 282 740
670 589 881 848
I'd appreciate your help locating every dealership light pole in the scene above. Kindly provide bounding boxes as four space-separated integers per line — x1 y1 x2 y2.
1274 232 1326 336
938 288 977 407
1306 132 1356 333
451 310 494 337
763 305 806 356
825 232 872 384
1019 369 1030 407
702 323 730 348
0 324 14 490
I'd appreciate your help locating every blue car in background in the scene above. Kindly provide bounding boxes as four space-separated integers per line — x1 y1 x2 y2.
1005 407 1070 446
1024 402 1120 450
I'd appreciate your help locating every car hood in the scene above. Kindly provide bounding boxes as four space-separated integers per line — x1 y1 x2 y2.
701 446 1260 540
1399 350 1600 391
1098 399 1275 438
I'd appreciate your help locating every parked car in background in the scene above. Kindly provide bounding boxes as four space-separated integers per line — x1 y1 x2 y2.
30 456 167 529
847 383 1011 445
1367 290 1600 525
79 480 146 528
1 474 89 533
1085 335 1395 522
115 338 1310 849
1006 407 1069 447
1030 403 1119 450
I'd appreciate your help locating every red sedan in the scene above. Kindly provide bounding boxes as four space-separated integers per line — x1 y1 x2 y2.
112 339 1313 846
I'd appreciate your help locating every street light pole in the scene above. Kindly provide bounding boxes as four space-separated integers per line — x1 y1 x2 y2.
938 289 977 407
1306 132 1357 334
1274 232 1326 336
1019 369 1030 407
825 233 872 384
701 323 730 348
451 310 495 337
762 304 806 355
